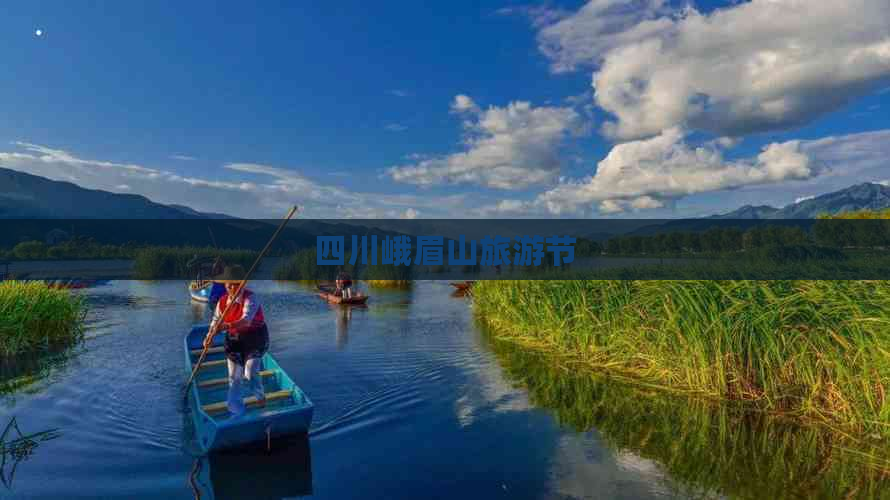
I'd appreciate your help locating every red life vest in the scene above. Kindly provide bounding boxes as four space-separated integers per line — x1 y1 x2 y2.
218 289 265 335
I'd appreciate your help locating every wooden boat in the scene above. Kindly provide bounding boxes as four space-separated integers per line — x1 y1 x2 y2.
184 325 314 452
449 281 476 291
317 286 369 305
189 281 225 304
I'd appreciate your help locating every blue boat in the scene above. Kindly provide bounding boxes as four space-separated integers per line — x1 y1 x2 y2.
184 325 314 452
189 281 226 304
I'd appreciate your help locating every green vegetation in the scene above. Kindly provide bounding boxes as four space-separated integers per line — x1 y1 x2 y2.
0 282 86 357
474 279 890 439
133 246 257 279
485 333 890 499
2 238 137 261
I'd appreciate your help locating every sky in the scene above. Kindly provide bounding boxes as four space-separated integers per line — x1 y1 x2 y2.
1 0 889 218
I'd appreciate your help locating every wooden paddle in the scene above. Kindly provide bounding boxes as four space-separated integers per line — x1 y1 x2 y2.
184 206 298 396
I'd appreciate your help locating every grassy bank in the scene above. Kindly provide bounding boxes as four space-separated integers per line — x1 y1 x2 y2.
0 282 86 357
485 332 890 499
474 279 890 438
133 246 257 279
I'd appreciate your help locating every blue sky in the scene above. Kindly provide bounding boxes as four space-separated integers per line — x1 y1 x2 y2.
1 0 889 218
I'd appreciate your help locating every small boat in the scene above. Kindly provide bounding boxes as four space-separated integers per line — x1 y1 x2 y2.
449 281 476 291
184 325 314 452
316 286 369 305
189 281 226 304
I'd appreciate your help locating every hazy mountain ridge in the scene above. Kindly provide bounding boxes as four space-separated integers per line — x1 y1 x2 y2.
713 182 890 219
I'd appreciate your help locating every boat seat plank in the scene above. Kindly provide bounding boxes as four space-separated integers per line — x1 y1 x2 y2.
190 346 225 355
202 390 292 415
195 359 227 370
197 370 276 389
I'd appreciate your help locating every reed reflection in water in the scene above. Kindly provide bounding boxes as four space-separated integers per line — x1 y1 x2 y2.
482 327 890 500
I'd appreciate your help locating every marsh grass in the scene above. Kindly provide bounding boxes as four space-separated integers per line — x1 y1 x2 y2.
485 333 890 499
0 282 86 357
474 279 890 439
133 246 256 279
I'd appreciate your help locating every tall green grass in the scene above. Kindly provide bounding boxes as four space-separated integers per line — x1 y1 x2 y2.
0 282 86 357
474 280 890 438
485 332 890 499
133 246 257 279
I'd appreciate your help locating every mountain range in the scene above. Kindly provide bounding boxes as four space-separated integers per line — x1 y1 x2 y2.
1 167 888 242
711 182 890 219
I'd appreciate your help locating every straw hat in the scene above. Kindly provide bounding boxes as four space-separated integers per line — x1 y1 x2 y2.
213 265 247 284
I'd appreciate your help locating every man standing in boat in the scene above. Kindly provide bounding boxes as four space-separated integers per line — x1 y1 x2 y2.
205 265 269 415
335 271 353 299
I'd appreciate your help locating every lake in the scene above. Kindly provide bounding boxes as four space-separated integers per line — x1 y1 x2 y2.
2 281 886 499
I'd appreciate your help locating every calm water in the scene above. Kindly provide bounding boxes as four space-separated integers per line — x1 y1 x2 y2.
1 281 887 499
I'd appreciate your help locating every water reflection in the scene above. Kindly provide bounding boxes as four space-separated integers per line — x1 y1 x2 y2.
189 434 312 500
0 418 61 491
482 329 890 500
0 345 81 402
335 306 352 350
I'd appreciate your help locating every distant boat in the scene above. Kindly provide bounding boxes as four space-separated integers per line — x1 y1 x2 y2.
189 281 225 304
449 281 476 291
317 286 369 305
184 325 314 452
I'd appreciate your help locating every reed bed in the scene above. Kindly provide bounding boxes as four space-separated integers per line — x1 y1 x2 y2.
365 280 412 289
474 279 890 438
0 282 86 357
133 246 257 280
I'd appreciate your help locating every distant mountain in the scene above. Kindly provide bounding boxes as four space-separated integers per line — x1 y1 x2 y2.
713 182 890 219
710 205 780 220
625 182 890 237
0 167 225 219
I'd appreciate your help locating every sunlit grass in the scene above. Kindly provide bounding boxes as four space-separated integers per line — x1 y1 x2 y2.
474 279 890 438
0 282 86 357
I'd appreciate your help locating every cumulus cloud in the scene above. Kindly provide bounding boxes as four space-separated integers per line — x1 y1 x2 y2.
532 0 890 139
536 0 672 73
0 142 468 218
388 96 584 190
451 94 480 114
384 123 408 132
536 127 818 214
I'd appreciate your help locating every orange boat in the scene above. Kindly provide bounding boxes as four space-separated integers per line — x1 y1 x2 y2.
449 281 476 291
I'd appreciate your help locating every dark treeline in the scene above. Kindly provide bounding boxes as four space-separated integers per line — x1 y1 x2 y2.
597 220 890 256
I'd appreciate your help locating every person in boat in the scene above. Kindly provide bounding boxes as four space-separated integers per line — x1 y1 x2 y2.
204 265 269 415
334 271 353 298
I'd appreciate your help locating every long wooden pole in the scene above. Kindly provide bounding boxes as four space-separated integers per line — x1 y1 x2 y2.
184 206 298 395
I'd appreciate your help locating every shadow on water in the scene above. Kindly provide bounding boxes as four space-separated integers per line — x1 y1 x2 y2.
482 327 890 500
189 434 312 500
0 417 61 491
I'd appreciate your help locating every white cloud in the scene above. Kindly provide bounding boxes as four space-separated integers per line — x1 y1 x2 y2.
535 127 818 214
384 123 408 132
532 0 890 139
451 94 480 114
0 142 469 218
536 0 672 73
878 180 890 187
794 195 815 204
388 89 411 97
389 96 585 190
